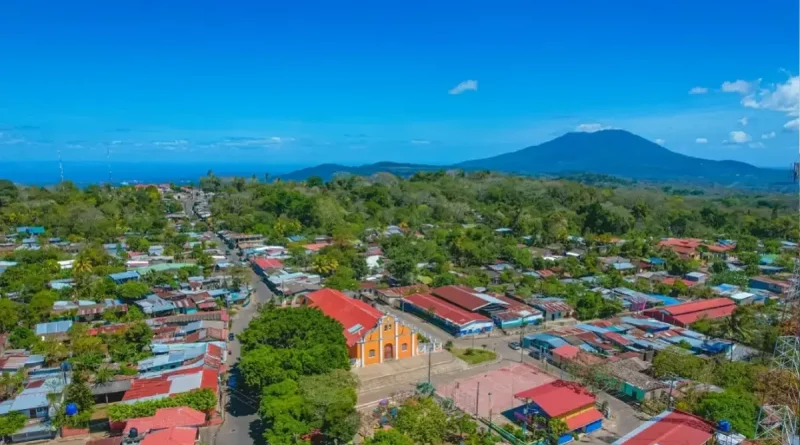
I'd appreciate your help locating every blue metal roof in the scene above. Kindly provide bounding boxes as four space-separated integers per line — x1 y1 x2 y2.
35 320 73 335
524 333 569 348
575 323 610 334
109 271 139 281
647 294 682 306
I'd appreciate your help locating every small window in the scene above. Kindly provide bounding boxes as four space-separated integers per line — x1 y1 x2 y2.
368 349 376 358
384 324 391 331
401 343 408 351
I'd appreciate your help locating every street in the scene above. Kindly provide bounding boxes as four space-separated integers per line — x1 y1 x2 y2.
212 232 273 445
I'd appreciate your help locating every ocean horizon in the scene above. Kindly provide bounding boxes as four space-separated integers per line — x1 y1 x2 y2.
0 161 308 186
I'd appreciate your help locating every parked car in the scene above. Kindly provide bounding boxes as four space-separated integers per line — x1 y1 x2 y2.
228 332 235 341
508 342 521 350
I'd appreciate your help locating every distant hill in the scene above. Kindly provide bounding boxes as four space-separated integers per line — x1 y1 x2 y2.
280 130 787 188
278 162 446 182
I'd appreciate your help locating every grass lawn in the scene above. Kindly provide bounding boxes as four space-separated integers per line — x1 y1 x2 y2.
451 347 497 365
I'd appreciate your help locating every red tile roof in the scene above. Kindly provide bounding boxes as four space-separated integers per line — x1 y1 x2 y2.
565 408 604 430
536 269 556 278
514 380 596 417
252 257 284 270
305 288 383 346
403 293 490 326
672 306 736 326
432 285 491 311
122 378 172 401
124 407 206 434
603 332 631 346
303 243 328 252
552 344 580 360
614 410 713 445
656 298 735 316
141 427 198 445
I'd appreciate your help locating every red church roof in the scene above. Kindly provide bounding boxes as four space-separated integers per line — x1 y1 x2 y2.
403 293 490 327
306 288 383 346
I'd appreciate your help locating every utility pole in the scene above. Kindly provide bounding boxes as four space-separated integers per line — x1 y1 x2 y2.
488 392 493 425
475 381 480 417
427 342 432 384
520 321 527 363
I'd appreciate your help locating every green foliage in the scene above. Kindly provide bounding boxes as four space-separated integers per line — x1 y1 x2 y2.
652 347 707 379
240 306 355 445
259 370 359 445
239 306 350 388
108 389 216 421
64 374 95 413
694 390 759 438
394 397 449 445
364 429 414 445
116 280 151 301
451 348 497 365
0 412 26 436
104 321 153 363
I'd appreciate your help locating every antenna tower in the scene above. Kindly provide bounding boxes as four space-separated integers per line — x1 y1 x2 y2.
755 161 800 445
106 145 112 184
57 148 64 183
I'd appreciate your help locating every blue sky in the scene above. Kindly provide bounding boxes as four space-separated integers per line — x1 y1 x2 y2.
0 0 798 168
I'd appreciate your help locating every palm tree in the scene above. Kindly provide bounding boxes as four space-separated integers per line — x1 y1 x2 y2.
720 305 756 345
94 367 115 405
73 258 92 275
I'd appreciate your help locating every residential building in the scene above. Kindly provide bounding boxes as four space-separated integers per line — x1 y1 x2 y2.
123 406 206 436
748 276 791 295
513 380 604 443
530 298 574 322
643 298 736 328
612 410 714 445
306 289 427 367
401 293 493 337
109 271 140 284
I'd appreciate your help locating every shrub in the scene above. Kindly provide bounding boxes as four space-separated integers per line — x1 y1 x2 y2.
108 389 216 421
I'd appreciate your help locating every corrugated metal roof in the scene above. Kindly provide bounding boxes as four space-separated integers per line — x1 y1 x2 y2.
35 320 73 335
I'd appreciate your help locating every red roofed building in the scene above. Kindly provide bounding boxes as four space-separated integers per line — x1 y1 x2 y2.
124 407 206 435
122 368 219 404
401 293 494 337
141 427 198 445
305 288 423 368
643 298 736 327
612 410 713 445
514 380 604 440
251 257 284 273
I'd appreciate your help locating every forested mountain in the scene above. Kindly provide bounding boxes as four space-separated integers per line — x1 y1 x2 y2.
280 130 786 188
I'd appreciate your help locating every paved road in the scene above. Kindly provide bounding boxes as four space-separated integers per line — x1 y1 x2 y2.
211 234 273 445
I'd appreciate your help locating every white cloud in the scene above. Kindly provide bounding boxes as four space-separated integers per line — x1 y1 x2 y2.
784 118 799 131
727 130 751 144
410 139 431 145
689 86 708 94
111 140 123 145
575 123 613 133
655 138 666 145
743 76 799 115
153 139 188 146
738 117 748 126
721 79 758 94
695 138 708 144
749 141 765 149
448 79 478 95
762 132 776 139
220 137 294 148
